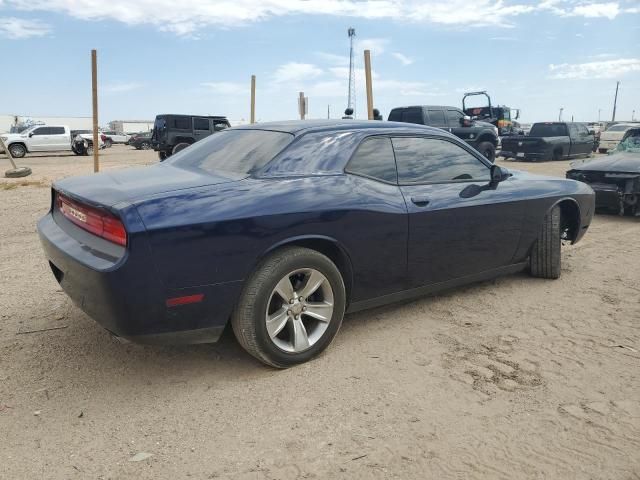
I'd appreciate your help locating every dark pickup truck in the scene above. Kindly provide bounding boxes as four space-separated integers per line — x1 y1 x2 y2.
501 122 594 161
388 105 499 161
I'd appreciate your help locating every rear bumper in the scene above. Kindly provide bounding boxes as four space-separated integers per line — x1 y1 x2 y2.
37 212 239 344
500 150 548 161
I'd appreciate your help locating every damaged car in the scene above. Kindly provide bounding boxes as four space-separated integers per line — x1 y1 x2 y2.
566 127 640 216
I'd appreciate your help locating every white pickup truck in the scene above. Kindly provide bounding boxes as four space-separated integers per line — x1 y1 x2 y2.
1 125 103 158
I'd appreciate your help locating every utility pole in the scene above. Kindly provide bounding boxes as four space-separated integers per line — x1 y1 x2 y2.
632 110 636 122
598 109 601 122
364 50 374 120
250 75 256 124
346 28 356 118
612 81 620 121
327 104 330 119
558 107 563 122
298 92 307 120
91 49 99 173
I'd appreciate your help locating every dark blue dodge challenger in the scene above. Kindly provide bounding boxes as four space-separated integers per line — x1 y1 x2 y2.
38 120 595 367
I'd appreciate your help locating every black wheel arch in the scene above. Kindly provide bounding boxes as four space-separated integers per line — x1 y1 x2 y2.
8 141 28 153
477 132 498 146
257 235 354 306
547 197 581 244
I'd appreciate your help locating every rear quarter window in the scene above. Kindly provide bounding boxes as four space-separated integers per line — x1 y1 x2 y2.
346 137 397 183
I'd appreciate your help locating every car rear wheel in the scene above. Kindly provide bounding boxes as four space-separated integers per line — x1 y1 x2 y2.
8 144 26 158
530 206 561 279
172 142 190 155
232 247 346 368
141 142 151 150
477 141 496 162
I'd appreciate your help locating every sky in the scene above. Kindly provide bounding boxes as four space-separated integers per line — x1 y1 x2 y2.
0 0 639 125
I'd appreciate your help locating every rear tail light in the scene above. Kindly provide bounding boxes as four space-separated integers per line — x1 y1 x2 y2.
56 192 127 246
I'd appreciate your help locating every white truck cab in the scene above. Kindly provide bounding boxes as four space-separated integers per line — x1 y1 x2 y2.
1 125 103 158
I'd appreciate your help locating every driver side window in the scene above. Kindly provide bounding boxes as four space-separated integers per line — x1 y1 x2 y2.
392 137 490 184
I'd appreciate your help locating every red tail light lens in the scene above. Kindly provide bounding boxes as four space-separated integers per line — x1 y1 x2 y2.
56 193 127 246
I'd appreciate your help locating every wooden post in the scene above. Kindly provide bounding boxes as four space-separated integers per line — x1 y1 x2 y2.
250 75 256 124
91 49 99 173
299 92 306 120
0 136 18 170
364 50 374 120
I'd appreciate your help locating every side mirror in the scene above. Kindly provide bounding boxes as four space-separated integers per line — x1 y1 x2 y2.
28 132 34 137
460 115 472 127
490 164 509 183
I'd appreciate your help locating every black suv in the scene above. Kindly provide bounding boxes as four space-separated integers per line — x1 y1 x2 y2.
151 114 230 160
388 106 499 161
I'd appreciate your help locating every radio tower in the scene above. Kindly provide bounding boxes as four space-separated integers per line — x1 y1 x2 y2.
347 28 356 118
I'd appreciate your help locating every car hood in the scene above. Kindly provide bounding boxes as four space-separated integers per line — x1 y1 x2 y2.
54 164 242 207
569 151 640 173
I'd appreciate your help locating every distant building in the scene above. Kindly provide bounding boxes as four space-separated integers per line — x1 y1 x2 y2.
108 120 154 134
0 114 93 133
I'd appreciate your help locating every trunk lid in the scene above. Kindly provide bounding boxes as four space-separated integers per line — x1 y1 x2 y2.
53 164 241 207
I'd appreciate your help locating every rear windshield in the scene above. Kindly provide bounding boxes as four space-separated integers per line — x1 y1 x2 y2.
168 129 294 176
530 123 567 137
606 124 632 132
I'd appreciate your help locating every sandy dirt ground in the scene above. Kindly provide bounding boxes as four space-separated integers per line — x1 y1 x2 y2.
1 146 639 479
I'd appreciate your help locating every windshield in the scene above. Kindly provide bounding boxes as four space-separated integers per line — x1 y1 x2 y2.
530 123 567 137
606 124 632 132
168 129 294 176
615 132 640 152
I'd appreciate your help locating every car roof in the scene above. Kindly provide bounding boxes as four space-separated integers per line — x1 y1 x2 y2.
234 119 443 136
390 105 459 111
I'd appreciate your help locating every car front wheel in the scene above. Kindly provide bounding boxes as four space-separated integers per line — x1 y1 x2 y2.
530 206 561 279
232 247 346 368
477 141 496 162
8 144 26 158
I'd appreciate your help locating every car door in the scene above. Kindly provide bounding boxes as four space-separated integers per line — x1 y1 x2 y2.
446 109 471 140
344 136 409 298
425 108 447 132
47 126 68 151
28 127 50 151
192 117 211 143
578 124 594 154
392 135 524 288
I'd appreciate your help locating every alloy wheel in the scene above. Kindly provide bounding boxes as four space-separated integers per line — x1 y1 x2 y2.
265 268 334 353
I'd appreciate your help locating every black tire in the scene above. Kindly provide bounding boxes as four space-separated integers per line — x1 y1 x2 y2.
552 149 562 161
530 206 561 279
231 247 346 368
5 166 32 178
598 148 607 154
141 142 151 150
158 151 169 161
8 143 26 158
172 142 190 155
477 141 496 162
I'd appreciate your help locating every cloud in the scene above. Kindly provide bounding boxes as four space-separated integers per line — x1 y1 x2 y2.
548 58 640 79
356 37 390 54
200 82 247 95
2 0 553 36
0 17 50 39
392 52 414 66
315 52 350 66
272 62 323 84
570 2 620 19
102 82 144 93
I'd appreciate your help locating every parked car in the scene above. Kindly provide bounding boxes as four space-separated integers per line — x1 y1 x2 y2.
388 105 499 161
1 125 103 158
102 131 130 145
151 114 230 160
128 132 152 150
37 120 594 367
567 127 640 216
598 123 637 153
500 122 594 161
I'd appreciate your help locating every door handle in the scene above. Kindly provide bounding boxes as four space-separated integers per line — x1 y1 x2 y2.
411 196 430 207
